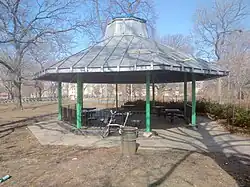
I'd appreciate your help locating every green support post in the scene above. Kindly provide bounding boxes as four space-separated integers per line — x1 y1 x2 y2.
58 82 62 121
146 73 151 132
76 75 83 129
191 75 196 127
184 73 187 120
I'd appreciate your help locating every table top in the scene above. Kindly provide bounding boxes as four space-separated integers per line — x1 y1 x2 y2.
82 110 97 113
164 108 181 112
153 105 165 108
82 107 96 110
122 104 135 107
82 108 97 113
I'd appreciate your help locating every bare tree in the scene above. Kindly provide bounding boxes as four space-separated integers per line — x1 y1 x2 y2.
28 42 67 100
91 0 156 40
222 31 250 105
194 0 248 60
0 61 14 99
0 0 93 109
159 34 194 54
193 0 250 103
154 34 194 100
0 79 14 99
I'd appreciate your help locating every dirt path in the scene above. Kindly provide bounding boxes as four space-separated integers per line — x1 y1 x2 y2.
0 102 58 124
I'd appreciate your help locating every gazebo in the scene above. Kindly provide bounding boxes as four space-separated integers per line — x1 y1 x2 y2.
34 16 228 132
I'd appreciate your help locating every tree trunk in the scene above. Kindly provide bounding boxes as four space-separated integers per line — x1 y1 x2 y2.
8 89 14 100
227 75 230 104
8 92 13 100
239 87 242 107
38 87 42 101
18 84 22 109
156 87 165 101
14 80 23 110
217 78 222 104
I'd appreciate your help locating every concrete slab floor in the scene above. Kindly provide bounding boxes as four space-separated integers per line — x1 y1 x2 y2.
28 117 250 156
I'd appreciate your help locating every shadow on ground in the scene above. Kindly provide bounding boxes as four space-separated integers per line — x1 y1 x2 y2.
0 113 57 138
145 117 250 187
33 108 250 186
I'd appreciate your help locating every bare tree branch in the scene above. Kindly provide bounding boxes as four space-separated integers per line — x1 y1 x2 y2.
193 0 250 104
0 0 94 108
194 0 249 61
159 34 194 55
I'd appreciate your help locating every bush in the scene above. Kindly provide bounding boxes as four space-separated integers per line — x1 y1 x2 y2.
203 101 250 130
233 108 250 128
223 104 234 121
196 99 207 114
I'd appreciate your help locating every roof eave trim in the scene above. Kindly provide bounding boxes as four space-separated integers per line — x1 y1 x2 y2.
37 65 229 77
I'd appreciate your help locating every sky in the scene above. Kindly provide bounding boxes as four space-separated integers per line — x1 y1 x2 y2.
154 0 250 36
154 0 209 36
72 0 250 53
74 0 209 52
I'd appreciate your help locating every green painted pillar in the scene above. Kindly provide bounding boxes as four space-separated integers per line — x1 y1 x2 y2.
184 73 187 120
152 82 155 106
191 75 196 126
58 82 62 121
146 73 151 132
76 75 83 129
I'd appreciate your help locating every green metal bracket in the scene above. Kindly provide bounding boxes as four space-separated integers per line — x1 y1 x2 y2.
76 75 83 129
191 75 196 126
146 72 151 132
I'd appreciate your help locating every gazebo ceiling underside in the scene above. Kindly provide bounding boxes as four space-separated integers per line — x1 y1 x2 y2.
35 35 228 84
38 71 221 84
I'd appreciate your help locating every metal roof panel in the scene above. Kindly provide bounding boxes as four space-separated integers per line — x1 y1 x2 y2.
35 17 228 83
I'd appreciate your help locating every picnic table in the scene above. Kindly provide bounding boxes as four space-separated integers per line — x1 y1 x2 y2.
121 104 135 109
82 107 96 111
164 108 183 123
153 105 165 117
82 107 97 125
121 104 136 114
82 107 97 117
116 109 134 124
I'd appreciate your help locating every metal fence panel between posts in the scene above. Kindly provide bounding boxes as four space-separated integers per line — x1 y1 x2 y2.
186 104 192 124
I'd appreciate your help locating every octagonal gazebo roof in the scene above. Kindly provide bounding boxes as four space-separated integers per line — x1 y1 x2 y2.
34 16 228 84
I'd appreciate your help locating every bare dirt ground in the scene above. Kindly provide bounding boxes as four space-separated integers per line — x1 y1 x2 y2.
0 102 59 124
0 102 249 187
